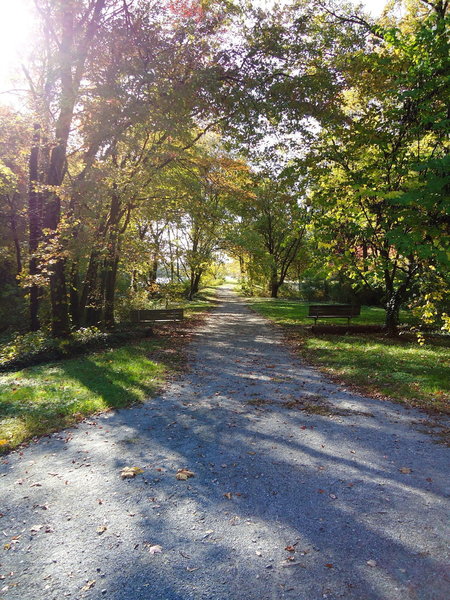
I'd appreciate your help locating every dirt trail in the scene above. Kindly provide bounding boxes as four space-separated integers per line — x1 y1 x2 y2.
0 287 448 600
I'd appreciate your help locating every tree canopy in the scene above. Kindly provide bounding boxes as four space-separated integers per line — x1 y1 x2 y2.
0 0 448 337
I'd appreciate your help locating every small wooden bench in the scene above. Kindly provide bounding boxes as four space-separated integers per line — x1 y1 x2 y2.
307 304 360 325
130 308 184 324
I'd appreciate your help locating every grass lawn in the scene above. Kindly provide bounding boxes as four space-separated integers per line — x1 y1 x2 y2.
247 298 450 415
247 298 416 327
0 339 168 453
0 288 218 454
181 286 220 316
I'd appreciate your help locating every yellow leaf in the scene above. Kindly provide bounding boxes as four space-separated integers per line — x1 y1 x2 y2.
120 466 144 479
176 468 194 480
0 440 8 446
81 580 96 592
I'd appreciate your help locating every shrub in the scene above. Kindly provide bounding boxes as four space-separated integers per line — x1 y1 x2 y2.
0 326 145 372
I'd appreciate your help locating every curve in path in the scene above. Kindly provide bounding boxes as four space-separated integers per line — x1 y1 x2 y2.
0 288 448 600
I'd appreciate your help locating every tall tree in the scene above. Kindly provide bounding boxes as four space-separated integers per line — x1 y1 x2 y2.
297 0 449 333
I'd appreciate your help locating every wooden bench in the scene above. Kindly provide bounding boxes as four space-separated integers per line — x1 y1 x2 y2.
130 308 184 324
307 304 360 325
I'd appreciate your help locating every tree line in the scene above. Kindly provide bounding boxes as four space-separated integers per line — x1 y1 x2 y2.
0 0 448 337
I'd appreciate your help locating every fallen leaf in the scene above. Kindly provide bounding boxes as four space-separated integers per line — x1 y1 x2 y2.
176 468 194 480
285 545 296 553
325 563 334 569
0 440 8 446
81 580 96 591
223 492 233 500
120 467 144 479
96 526 107 535
399 467 412 474
367 560 377 567
148 544 162 554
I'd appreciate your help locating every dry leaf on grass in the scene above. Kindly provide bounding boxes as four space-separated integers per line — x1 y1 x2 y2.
399 467 412 474
223 492 233 500
176 469 195 480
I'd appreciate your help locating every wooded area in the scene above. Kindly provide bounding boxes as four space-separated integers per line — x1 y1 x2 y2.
0 0 448 343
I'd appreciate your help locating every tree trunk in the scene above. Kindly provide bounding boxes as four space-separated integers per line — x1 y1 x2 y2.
103 253 119 329
385 295 400 336
80 251 99 322
28 124 42 331
188 269 202 300
270 283 280 298
43 138 71 336
9 197 22 276
102 187 121 329
239 255 245 277
149 258 158 283
69 261 81 329
269 267 280 298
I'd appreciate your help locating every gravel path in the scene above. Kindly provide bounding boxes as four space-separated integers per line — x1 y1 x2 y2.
1 288 449 600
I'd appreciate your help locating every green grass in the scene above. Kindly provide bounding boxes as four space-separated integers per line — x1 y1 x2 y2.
246 298 416 327
0 339 166 453
247 298 450 414
0 290 217 453
182 286 220 316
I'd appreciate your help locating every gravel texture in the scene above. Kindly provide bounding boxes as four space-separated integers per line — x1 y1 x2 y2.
0 288 449 600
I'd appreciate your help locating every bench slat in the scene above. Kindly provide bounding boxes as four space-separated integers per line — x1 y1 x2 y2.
307 304 360 323
130 309 184 322
308 305 360 316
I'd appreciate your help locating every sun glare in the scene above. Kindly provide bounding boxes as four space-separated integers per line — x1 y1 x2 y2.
0 0 35 99
0 0 387 103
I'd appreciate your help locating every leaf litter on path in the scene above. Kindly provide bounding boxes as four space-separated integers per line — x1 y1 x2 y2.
120 467 144 479
176 468 195 480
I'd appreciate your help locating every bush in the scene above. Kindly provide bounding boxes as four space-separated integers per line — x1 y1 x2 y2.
0 326 146 372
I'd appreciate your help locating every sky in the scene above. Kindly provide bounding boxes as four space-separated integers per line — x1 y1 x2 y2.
0 0 389 104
